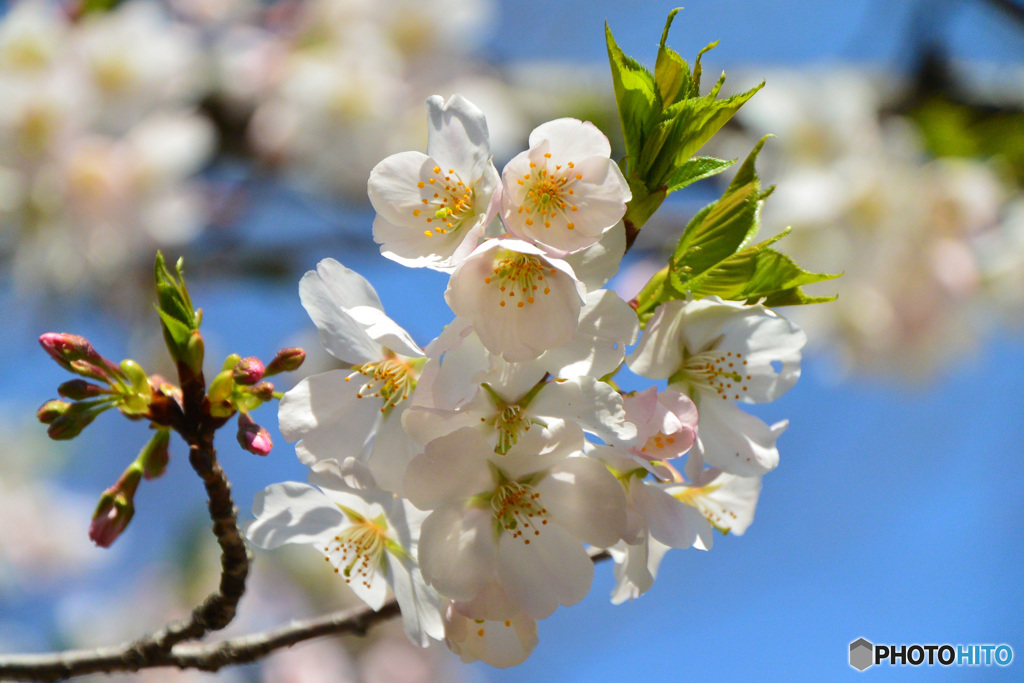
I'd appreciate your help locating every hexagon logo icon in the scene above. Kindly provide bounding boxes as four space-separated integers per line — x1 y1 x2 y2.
850 638 874 671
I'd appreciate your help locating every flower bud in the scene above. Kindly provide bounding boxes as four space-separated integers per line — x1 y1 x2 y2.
237 413 272 456
184 330 205 375
37 399 71 424
89 467 142 547
119 359 150 394
265 347 306 376
232 357 265 385
251 381 275 402
140 430 171 480
39 333 97 368
58 379 108 400
222 353 242 371
47 403 100 440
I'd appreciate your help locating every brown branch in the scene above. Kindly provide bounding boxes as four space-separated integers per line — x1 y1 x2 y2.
0 543 611 679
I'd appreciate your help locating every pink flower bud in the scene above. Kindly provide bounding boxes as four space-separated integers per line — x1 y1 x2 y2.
89 495 134 548
232 357 265 385
58 379 108 400
237 413 272 456
265 347 306 376
39 333 97 366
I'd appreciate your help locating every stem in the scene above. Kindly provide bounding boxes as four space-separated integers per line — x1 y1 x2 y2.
0 549 610 679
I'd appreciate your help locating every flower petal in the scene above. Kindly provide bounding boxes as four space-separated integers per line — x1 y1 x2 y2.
247 482 344 549
693 398 787 476
418 502 497 601
535 455 627 548
497 522 592 619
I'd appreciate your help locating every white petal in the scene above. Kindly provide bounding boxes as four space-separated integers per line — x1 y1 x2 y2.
418 503 496 601
535 456 627 548
299 262 382 364
426 94 492 182
278 370 382 465
366 407 421 495
444 604 538 668
610 540 653 604
563 221 626 291
528 118 611 160
403 428 494 510
627 300 688 379
631 480 705 549
247 482 344 549
693 398 787 476
539 288 639 380
497 522 592 619
685 470 762 536
389 558 445 646
529 375 637 446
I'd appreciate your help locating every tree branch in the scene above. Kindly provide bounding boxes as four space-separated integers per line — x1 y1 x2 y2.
0 544 610 679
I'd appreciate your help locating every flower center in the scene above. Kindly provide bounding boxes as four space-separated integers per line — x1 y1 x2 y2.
413 165 476 238
682 350 752 401
322 520 387 589
516 157 580 230
345 357 418 412
483 252 557 309
491 481 549 545
488 404 544 455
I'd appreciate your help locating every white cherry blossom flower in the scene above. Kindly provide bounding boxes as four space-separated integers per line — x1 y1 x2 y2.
369 94 500 270
628 297 806 477
403 427 626 619
247 458 444 647
501 118 629 256
279 258 425 493
445 238 584 362
444 601 538 668
404 373 636 458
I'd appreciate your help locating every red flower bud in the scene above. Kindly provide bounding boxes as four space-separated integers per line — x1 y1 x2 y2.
237 413 272 456
232 357 265 385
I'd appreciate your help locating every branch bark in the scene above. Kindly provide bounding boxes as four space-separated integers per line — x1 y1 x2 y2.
0 542 609 679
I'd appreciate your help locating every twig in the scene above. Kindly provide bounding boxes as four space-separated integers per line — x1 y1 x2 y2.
0 544 610 679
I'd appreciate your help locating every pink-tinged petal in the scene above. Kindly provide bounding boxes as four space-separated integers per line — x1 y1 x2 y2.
446 240 583 362
539 288 638 380
403 428 494 510
693 398 786 476
419 503 496 601
247 482 344 549
535 456 627 548
630 480 705 549
497 522 592 619
627 300 689 379
278 370 381 464
529 375 637 446
527 118 611 160
389 559 445 646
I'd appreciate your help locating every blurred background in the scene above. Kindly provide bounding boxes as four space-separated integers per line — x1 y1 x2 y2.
1 0 1022 680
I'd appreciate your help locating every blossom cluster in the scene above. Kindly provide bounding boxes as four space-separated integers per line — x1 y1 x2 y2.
247 95 807 667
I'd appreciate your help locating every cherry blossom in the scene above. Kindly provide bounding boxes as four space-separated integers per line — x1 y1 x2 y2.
445 238 584 362
278 258 425 493
628 297 806 477
501 118 629 256
247 458 444 647
368 95 500 270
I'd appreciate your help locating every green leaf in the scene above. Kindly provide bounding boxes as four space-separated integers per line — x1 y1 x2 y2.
687 229 840 305
665 156 736 193
154 252 200 368
668 137 770 292
654 9 691 106
605 22 657 166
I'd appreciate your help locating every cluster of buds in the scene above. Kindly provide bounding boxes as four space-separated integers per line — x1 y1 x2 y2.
207 348 305 456
37 333 158 439
38 255 307 549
